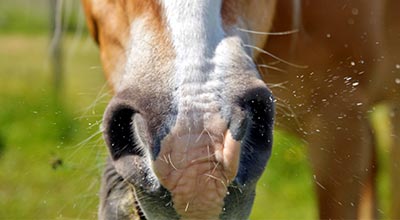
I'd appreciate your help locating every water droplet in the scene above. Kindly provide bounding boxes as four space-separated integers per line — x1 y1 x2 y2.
395 78 400 84
326 33 331 38
356 102 363 106
351 8 359 15
396 64 400 69
344 76 352 81
352 81 359 86
350 61 356 66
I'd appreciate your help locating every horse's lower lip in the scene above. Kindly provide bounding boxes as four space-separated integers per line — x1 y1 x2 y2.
145 119 242 219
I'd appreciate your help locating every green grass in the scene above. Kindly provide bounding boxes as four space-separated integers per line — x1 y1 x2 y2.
0 2 48 34
0 34 108 219
0 8 392 218
0 0 85 35
251 132 317 219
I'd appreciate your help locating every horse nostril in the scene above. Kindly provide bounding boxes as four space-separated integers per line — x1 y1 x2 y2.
103 99 143 161
231 87 275 142
243 88 275 141
233 87 275 184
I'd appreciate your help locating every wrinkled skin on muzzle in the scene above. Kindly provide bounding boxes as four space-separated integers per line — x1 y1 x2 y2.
103 86 274 219
82 0 276 219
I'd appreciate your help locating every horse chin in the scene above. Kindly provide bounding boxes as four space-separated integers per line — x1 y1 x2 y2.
108 155 257 220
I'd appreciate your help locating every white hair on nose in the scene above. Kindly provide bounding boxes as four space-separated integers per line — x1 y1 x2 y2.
160 0 226 126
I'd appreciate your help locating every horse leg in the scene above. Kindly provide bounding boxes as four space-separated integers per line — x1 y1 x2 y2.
390 106 400 219
358 124 377 220
383 1 400 216
305 101 376 219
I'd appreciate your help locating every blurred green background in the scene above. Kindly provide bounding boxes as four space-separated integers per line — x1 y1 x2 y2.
0 0 391 219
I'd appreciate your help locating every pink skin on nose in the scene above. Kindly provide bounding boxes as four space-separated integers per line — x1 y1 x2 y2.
152 114 241 220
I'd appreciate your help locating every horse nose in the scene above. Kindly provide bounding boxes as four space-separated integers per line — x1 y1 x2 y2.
228 87 275 184
101 84 275 185
102 89 174 164
101 85 275 218
102 97 140 161
102 93 168 188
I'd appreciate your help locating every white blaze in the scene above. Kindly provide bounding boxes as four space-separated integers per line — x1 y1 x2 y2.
161 0 225 124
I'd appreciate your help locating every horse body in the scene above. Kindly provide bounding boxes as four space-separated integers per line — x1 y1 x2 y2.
263 1 400 218
82 0 399 219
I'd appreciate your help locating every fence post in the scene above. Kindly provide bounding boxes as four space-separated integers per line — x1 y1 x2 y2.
49 0 63 96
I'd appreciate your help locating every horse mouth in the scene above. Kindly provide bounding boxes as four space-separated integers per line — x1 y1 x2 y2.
147 115 241 219
101 87 274 219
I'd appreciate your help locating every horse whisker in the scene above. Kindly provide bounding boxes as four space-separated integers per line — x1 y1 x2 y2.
185 202 190 212
204 128 216 145
168 154 178 170
190 152 216 164
237 27 299 36
258 64 288 73
195 129 205 143
160 154 169 164
244 44 308 69
203 173 227 188
266 81 289 90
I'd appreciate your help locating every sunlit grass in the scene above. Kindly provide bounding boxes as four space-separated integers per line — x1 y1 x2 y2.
370 105 392 217
0 34 107 219
251 131 317 219
0 0 84 34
